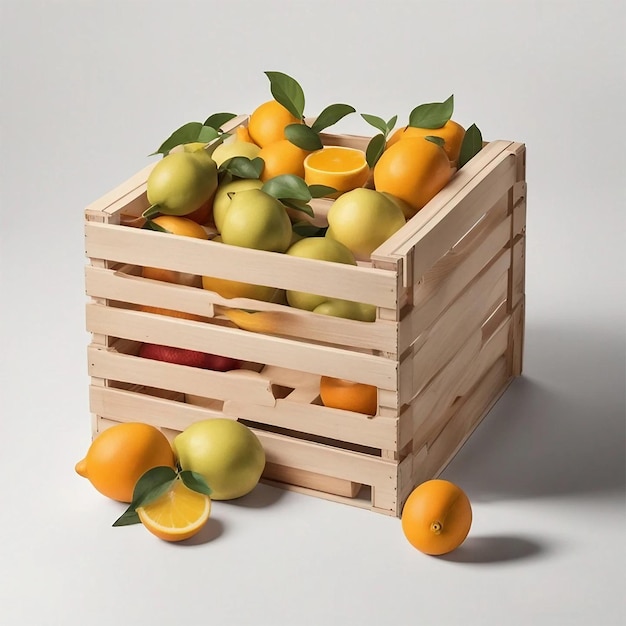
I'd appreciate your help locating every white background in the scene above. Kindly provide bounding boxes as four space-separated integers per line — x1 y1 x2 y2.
1 1 625 625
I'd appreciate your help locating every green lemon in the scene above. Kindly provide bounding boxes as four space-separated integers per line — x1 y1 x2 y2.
174 419 265 501
284 237 357 311
326 188 406 261
313 299 376 321
220 189 292 253
147 150 218 216
212 178 264 233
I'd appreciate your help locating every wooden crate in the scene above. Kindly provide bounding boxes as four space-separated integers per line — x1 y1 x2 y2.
84 115 526 516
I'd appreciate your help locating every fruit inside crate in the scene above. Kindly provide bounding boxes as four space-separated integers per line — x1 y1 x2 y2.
85 114 526 516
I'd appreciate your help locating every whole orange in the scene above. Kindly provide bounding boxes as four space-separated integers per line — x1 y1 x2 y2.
141 215 209 285
248 100 302 148
257 139 310 181
319 376 378 415
373 137 452 217
75 422 176 503
386 120 466 162
401 479 472 555
137 304 207 322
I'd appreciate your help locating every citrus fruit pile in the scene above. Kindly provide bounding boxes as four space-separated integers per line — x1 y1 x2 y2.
137 70 483 314
76 419 266 542
76 421 473 553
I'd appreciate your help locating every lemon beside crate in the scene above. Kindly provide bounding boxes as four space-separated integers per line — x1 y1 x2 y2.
84 113 526 516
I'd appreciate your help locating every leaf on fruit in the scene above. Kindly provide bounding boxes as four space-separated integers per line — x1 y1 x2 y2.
424 135 446 147
220 156 264 180
150 121 204 156
142 204 163 219
285 124 323 151
262 174 312 202
292 221 327 237
112 466 178 527
458 123 483 168
310 103 356 134
408 95 454 129
365 133 386 168
361 114 388 135
308 184 337 198
386 115 398 133
265 71 306 119
203 112 237 131
280 198 315 218
142 220 170 233
196 125 220 144
179 471 212 496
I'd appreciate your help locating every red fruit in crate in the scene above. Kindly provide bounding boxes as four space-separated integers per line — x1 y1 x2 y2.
138 343 241 371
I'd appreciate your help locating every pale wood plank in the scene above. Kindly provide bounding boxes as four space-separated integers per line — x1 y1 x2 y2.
88 345 276 406
84 222 398 308
85 303 398 389
263 463 361 498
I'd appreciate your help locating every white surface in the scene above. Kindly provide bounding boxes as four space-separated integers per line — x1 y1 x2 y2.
1 1 625 625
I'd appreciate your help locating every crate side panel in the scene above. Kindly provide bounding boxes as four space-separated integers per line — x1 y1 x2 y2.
85 222 398 308
86 304 397 389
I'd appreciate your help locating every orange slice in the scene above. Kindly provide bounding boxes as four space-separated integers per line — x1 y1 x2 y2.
304 146 369 196
137 479 211 542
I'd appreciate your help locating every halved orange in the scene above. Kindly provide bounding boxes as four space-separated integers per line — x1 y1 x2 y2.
137 479 211 542
304 146 369 196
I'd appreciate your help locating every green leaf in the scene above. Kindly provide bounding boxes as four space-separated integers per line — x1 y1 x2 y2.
262 174 312 202
458 123 483 168
112 508 141 527
112 466 177 527
281 198 315 218
151 121 203 156
131 466 178 508
292 221 327 237
180 471 212 496
203 112 237 130
365 133 386 168
361 114 388 135
308 184 337 198
408 94 454 129
197 125 220 143
285 124 323 151
310 103 356 134
264 71 306 119
425 135 446 147
142 219 170 233
220 156 264 180
142 204 162 219
386 115 398 133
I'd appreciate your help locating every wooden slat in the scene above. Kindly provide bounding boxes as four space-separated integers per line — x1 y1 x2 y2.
253 428 396 487
84 222 398 308
402 151 517 281
403 248 510 402
223 396 399 450
409 356 512 488
262 463 361 498
86 303 398 389
90 385 225 431
399 203 512 349
88 345 276 406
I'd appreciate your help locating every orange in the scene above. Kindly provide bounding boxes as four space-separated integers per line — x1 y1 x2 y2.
75 422 176 503
304 146 370 196
141 215 209 284
401 479 472 555
387 120 466 162
202 274 283 303
373 137 452 217
137 304 207 322
257 139 310 181
319 376 378 415
236 125 257 145
137 478 211 542
247 100 302 148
